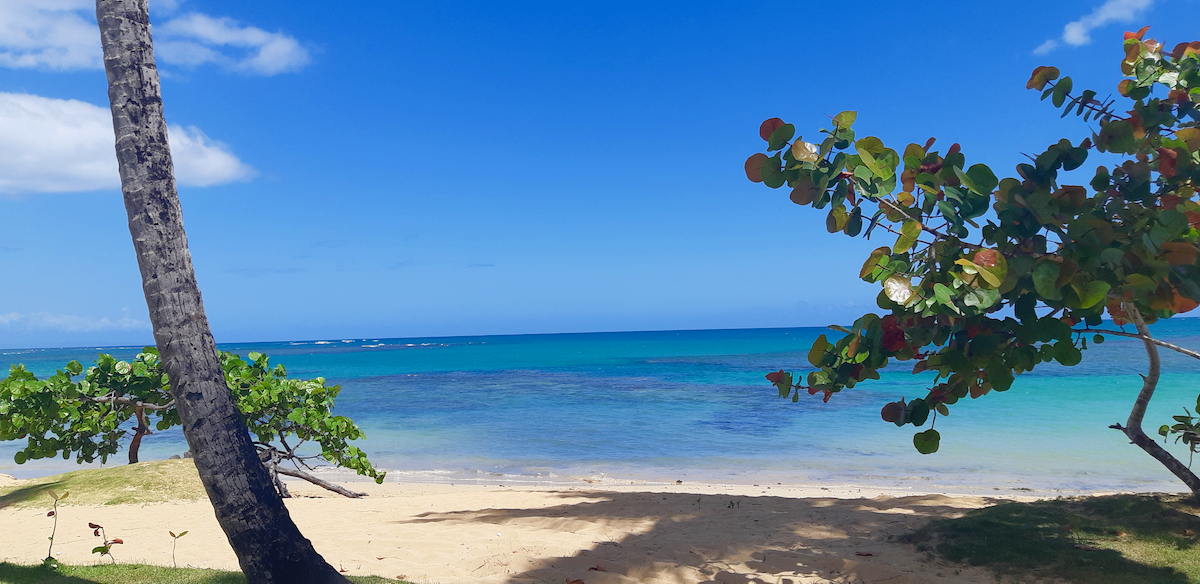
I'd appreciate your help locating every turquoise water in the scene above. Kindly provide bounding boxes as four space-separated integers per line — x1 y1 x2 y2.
3 322 1200 495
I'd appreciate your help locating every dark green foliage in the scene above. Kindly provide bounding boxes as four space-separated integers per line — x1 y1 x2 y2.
744 28 1200 465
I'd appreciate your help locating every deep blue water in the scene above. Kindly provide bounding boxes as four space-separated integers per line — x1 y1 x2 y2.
4 322 1200 494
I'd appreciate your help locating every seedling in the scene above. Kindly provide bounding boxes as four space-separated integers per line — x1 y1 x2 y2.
42 490 69 569
169 530 188 568
89 522 123 564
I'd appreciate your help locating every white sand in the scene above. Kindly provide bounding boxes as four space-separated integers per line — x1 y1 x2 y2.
0 476 1052 583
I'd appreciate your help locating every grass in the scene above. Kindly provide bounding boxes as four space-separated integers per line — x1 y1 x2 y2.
0 460 207 508
0 563 411 583
905 493 1200 584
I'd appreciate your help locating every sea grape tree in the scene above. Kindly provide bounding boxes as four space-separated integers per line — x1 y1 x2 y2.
745 28 1200 497
0 348 384 498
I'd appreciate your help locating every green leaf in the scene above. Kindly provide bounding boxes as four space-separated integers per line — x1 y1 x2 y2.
832 111 857 129
908 398 930 426
1032 262 1062 300
965 164 998 194
844 206 863 236
860 247 890 281
767 123 796 152
933 283 953 306
808 334 829 367
913 429 940 454
894 220 921 254
1075 281 1111 309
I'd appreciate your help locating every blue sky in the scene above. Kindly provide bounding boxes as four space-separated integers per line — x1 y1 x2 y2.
0 0 1196 348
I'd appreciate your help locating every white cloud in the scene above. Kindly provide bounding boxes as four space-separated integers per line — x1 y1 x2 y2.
1033 40 1059 55
0 311 147 332
1034 0 1154 53
0 1 308 75
156 13 310 75
0 0 101 70
0 92 253 195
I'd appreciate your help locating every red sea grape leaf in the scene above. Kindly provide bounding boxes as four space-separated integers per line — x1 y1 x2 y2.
1124 26 1150 41
973 249 999 268
1118 79 1134 96
1160 242 1198 266
1026 66 1060 90
923 137 936 151
1158 147 1178 178
855 552 874 557
765 370 785 384
89 523 101 529
47 511 55 517
744 153 767 183
881 401 904 423
1187 211 1200 228
110 539 123 545
759 118 784 141
1173 293 1199 314
790 180 819 205
822 390 832 403
947 143 961 156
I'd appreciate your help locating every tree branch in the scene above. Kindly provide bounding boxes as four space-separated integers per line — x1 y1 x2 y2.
79 394 175 411
1120 304 1200 498
274 466 367 498
1076 328 1200 360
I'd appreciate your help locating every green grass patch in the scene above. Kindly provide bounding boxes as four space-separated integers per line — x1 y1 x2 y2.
905 493 1200 583
0 563 410 584
0 460 207 509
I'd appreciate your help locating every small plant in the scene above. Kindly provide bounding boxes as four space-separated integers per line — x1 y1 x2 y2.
42 490 68 569
88 522 122 564
169 530 188 568
1159 405 1200 468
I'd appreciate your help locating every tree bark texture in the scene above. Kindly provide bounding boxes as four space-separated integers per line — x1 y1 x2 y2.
1123 305 1200 499
95 2 348 581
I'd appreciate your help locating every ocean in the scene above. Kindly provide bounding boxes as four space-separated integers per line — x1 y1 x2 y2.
3 321 1200 496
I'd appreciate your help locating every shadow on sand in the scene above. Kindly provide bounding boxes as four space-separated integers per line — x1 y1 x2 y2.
395 489 1009 583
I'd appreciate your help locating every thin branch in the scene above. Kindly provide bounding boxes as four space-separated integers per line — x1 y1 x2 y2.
274 466 367 498
79 394 175 411
1076 328 1200 360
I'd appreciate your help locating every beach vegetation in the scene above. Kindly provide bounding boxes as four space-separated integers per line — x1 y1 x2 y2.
0 460 208 508
43 490 67 568
0 349 384 498
747 28 1200 498
88 522 122 564
0 562 409 584
169 530 188 569
906 493 1200 583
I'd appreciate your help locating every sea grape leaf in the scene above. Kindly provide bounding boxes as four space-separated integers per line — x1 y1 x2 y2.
860 247 890 280
833 111 857 129
894 220 921 253
1032 262 1062 300
808 335 829 367
767 123 796 152
913 429 940 454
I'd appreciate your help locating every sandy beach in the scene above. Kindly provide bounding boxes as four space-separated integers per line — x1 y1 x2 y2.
0 468 1051 584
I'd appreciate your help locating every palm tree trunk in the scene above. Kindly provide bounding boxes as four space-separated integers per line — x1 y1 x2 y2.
95 1 348 581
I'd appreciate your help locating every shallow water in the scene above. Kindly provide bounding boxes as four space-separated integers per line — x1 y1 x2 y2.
3 321 1200 494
